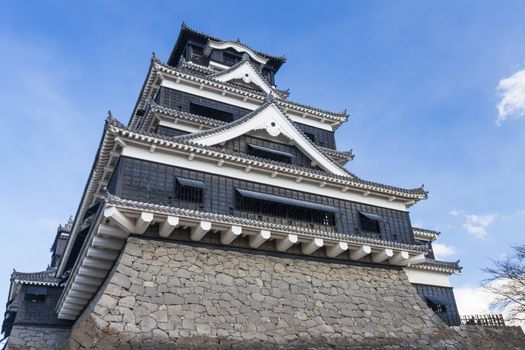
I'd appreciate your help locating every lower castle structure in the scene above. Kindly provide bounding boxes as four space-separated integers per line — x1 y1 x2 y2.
3 24 524 349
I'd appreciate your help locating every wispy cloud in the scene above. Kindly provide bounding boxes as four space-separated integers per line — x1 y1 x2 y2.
449 209 463 216
463 214 497 239
496 68 525 125
515 209 525 216
432 243 456 259
450 211 497 239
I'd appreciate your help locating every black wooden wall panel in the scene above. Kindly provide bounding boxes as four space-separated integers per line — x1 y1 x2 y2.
156 87 250 121
154 125 190 138
12 286 72 327
294 122 336 149
112 157 415 244
222 135 317 169
155 87 337 150
413 283 461 326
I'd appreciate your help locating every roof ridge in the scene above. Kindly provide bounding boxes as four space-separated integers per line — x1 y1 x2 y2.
415 258 462 273
143 104 353 163
148 101 225 127
172 99 274 142
209 55 275 88
319 146 354 159
154 60 347 121
180 22 286 62
412 227 441 235
107 117 428 199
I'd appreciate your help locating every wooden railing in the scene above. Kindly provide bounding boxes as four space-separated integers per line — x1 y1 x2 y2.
460 314 505 326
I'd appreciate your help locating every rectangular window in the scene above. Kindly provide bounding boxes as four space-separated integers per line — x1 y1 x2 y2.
262 68 274 85
235 189 337 226
426 297 447 313
188 45 208 65
247 144 293 164
24 286 47 303
359 212 382 234
189 102 233 123
175 177 206 203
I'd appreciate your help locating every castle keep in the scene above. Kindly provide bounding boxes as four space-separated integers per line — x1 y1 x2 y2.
3 24 524 349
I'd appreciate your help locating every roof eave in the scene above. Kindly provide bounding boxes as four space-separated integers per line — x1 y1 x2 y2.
167 23 286 70
109 119 428 203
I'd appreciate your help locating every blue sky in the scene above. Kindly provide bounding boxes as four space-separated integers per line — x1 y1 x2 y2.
1 1 524 317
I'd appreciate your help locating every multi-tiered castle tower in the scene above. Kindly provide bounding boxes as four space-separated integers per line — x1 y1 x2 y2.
7 24 519 349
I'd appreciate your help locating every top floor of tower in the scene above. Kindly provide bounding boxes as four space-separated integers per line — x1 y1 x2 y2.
167 23 287 86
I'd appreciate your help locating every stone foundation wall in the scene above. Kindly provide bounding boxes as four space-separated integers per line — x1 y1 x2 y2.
452 325 525 350
64 238 525 349
6 325 70 350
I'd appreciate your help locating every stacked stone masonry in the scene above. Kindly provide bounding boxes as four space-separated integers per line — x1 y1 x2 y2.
47 238 522 349
7 326 70 350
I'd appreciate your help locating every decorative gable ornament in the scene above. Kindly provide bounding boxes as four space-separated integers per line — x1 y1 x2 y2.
209 57 278 97
178 100 350 177
264 121 281 137
203 40 269 65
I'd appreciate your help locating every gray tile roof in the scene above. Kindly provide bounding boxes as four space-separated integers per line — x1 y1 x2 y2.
412 227 440 241
11 268 60 286
413 227 441 236
104 193 428 253
155 59 348 121
412 259 462 274
130 57 347 130
208 55 275 89
143 102 354 165
318 146 354 163
171 97 356 177
178 59 291 98
107 117 428 200
168 22 287 68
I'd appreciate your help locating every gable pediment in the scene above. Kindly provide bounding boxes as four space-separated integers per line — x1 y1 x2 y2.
210 60 277 96
180 102 350 177
204 40 269 65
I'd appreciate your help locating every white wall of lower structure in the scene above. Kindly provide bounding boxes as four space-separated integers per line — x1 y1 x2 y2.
404 268 452 287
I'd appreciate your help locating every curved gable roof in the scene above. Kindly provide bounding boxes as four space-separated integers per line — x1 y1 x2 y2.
167 23 286 70
175 99 352 177
209 56 277 96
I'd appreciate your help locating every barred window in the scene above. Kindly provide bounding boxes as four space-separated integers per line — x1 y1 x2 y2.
236 189 337 226
189 102 233 122
24 286 47 303
359 212 382 234
175 177 206 203
426 297 447 313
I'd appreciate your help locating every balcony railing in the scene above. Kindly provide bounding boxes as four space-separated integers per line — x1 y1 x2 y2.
229 209 337 233
460 314 505 327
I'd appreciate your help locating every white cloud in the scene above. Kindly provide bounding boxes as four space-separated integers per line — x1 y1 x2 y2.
462 214 497 239
455 285 493 315
497 68 525 125
449 210 463 216
515 209 525 216
432 243 456 259
455 282 524 330
450 210 497 238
